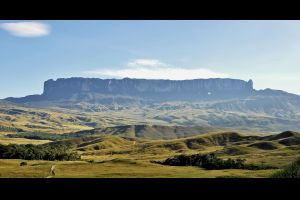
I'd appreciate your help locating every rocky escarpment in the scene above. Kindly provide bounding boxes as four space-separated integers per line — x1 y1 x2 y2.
6 78 255 103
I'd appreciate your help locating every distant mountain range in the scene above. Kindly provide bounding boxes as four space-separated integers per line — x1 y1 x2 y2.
2 77 300 132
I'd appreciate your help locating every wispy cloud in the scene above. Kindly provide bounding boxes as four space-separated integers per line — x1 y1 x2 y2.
0 21 50 37
85 59 229 80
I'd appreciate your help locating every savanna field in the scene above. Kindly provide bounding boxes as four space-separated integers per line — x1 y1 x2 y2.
1 122 300 178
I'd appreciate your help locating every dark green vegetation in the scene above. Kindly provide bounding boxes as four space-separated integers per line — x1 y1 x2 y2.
271 158 300 178
7 132 71 141
0 125 23 132
20 161 27 166
157 153 276 170
0 143 80 161
248 141 280 150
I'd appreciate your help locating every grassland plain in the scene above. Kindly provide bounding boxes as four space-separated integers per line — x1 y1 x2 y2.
0 131 299 178
0 159 276 178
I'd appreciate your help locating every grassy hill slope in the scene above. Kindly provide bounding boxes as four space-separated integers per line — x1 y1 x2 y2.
1 130 300 178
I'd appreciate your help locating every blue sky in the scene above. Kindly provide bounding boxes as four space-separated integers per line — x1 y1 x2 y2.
0 20 300 98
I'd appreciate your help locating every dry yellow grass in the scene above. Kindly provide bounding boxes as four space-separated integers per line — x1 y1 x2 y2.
0 159 276 178
0 138 51 145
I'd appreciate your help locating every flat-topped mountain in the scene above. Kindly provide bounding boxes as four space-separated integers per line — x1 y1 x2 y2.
5 77 297 104
42 77 255 100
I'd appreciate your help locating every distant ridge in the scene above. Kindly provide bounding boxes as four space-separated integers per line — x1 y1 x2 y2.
7 125 219 140
62 125 220 140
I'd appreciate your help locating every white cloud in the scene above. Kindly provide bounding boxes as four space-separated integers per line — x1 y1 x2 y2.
85 59 229 80
127 59 168 68
0 21 50 37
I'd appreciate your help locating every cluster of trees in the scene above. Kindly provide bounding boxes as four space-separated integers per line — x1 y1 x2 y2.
158 153 275 170
7 132 66 141
0 125 23 132
7 131 96 141
271 158 300 178
0 143 80 161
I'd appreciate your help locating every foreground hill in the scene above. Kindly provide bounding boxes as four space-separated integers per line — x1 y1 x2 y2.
33 130 299 173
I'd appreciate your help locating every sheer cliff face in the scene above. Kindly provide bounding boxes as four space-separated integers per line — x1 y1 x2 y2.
41 78 254 101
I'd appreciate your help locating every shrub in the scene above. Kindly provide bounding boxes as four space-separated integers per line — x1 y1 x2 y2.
0 125 23 132
159 153 275 170
0 144 81 161
270 158 300 178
